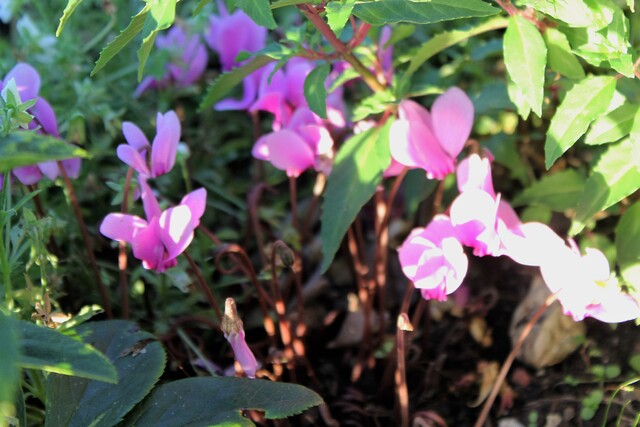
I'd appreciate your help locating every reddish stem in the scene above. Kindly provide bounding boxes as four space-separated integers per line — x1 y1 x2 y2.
119 167 134 319
183 250 223 322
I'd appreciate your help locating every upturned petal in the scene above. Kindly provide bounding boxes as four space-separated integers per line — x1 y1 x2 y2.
457 153 494 197
431 87 474 158
12 165 42 185
450 189 501 256
4 63 40 101
180 188 207 228
151 110 181 176
260 129 315 177
139 178 162 220
30 97 59 137
100 213 148 244
132 217 166 272
158 204 196 260
117 145 151 176
122 122 150 151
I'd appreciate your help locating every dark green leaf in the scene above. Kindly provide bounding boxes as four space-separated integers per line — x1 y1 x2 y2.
616 202 640 288
585 103 638 145
56 0 84 36
125 377 323 426
46 320 165 427
544 27 585 80
545 75 616 169
503 16 546 117
199 55 276 110
570 139 640 235
304 63 330 119
91 3 152 76
18 321 116 383
512 169 585 211
326 0 356 37
237 0 277 29
404 16 508 79
352 0 499 25
320 121 392 272
0 312 20 421
0 132 88 173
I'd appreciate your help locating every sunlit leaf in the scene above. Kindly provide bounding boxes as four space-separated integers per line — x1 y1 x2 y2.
125 377 323 426
320 120 393 272
503 16 546 117
585 103 638 146
352 0 499 25
544 27 585 80
522 0 614 29
513 169 585 211
56 0 84 37
304 63 330 119
545 75 616 169
326 0 356 37
570 139 640 235
237 0 277 29
616 202 640 289
0 132 88 173
137 0 177 80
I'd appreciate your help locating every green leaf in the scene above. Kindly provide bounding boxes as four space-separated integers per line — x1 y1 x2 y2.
627 0 635 12
352 0 499 25
125 377 323 426
616 202 640 289
544 27 585 80
46 320 166 427
512 169 585 211
507 77 531 120
18 321 116 383
0 132 88 173
237 0 277 29
585 103 638 145
522 0 614 29
193 0 212 15
326 0 356 37
503 16 547 117
0 312 20 422
199 55 276 110
404 16 508 79
137 0 177 80
304 63 330 119
320 121 392 272
91 3 152 76
545 75 616 169
352 90 395 122
570 139 640 235
56 0 84 37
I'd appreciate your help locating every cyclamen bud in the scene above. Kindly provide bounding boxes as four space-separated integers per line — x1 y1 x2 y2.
273 240 295 269
222 298 258 378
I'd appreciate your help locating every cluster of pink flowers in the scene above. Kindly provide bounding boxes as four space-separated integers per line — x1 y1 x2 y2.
396 90 640 323
1 62 81 184
100 110 206 273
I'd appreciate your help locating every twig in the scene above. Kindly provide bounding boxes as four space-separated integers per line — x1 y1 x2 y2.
57 161 112 318
474 292 558 426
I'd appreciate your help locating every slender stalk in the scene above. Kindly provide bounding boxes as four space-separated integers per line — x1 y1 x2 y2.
269 245 295 376
395 313 413 427
57 162 112 318
289 176 300 237
183 250 223 322
474 292 558 426
119 167 134 319
298 4 386 93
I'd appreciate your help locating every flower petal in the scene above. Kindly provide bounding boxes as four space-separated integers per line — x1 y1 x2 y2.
4 63 40 101
139 178 161 220
100 213 147 244
30 97 59 137
132 217 165 271
151 110 181 177
158 204 195 260
117 144 151 176
180 188 207 227
12 165 42 185
122 122 150 151
263 129 315 177
431 87 474 158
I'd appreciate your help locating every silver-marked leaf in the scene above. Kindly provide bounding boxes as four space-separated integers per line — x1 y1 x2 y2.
352 0 499 25
585 103 638 145
304 63 330 119
545 75 616 169
326 0 356 37
544 27 585 80
237 0 277 29
503 16 546 117
570 139 640 235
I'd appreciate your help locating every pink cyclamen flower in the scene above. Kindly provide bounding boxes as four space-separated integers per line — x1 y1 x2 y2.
100 179 206 272
2 63 81 185
117 110 181 178
135 26 208 96
252 107 334 177
398 215 469 301
222 298 258 378
390 87 474 179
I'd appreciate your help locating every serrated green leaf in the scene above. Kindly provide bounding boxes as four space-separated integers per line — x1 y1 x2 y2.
91 3 152 76
137 0 176 80
199 55 276 110
404 16 508 79
0 132 89 173
544 27 585 79
570 139 640 235
513 169 585 211
304 63 330 119
18 321 117 383
545 75 616 169
585 103 638 145
237 0 277 29
45 320 166 427
503 16 547 117
326 0 356 37
352 0 499 25
124 377 323 426
56 0 84 37
0 312 20 422
616 202 640 289
320 121 392 272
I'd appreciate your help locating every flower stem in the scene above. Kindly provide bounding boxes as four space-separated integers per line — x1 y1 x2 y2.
183 250 223 322
474 292 558 426
57 161 112 318
119 167 134 319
